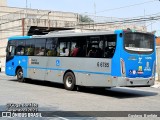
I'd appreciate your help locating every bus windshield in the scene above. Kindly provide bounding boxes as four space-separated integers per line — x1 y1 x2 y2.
124 32 154 54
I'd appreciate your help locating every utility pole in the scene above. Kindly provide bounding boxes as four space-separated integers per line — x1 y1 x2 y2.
144 9 146 26
25 0 28 18
94 1 96 30
26 0 28 9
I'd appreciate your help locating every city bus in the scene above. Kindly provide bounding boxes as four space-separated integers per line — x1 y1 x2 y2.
5 29 156 90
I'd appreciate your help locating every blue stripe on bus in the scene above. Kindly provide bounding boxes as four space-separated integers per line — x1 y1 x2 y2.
8 36 32 40
28 66 111 75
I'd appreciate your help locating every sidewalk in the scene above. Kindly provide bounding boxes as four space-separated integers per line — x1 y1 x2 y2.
0 71 5 76
152 80 160 88
0 71 5 75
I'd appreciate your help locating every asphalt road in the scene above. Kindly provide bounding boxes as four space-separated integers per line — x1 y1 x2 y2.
0 72 160 120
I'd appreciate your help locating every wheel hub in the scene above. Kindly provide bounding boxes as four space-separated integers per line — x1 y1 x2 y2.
66 76 72 87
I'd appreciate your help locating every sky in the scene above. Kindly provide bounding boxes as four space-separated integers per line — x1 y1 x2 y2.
7 0 160 36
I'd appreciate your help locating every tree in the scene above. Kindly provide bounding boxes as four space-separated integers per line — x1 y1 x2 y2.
79 15 94 23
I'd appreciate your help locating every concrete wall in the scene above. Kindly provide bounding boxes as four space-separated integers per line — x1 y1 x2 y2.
0 19 24 71
77 23 146 31
0 0 7 6
0 6 78 23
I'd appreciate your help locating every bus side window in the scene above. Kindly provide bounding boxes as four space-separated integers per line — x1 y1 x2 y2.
60 47 69 56
35 39 46 56
104 35 116 58
46 38 57 56
71 43 79 57
15 40 25 56
27 48 34 55
16 46 25 55
25 39 35 56
59 40 70 57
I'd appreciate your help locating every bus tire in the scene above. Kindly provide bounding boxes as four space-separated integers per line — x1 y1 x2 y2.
16 68 25 82
64 72 76 91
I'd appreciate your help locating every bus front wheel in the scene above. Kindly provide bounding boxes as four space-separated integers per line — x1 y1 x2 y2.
17 68 25 82
64 72 76 91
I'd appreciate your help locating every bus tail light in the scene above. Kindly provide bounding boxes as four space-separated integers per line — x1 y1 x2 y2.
126 78 129 81
121 58 126 75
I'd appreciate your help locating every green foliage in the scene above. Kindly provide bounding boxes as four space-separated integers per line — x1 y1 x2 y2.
79 15 94 23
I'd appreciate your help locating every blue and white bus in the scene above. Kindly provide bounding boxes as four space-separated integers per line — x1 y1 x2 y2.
5 29 156 90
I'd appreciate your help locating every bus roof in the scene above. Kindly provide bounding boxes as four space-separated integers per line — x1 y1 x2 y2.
32 30 116 38
8 36 32 40
9 29 153 40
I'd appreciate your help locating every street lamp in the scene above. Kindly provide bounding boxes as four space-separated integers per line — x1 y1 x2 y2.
38 11 51 19
36 11 52 29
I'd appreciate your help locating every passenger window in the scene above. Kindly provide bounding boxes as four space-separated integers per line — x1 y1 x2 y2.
104 35 116 58
16 46 25 55
70 37 87 57
35 39 46 56
25 39 35 56
16 40 25 55
59 42 69 56
87 36 103 58
71 42 79 57
58 38 70 57
46 38 58 56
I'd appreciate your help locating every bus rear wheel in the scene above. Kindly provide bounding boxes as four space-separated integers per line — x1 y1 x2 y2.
17 68 25 82
64 72 76 91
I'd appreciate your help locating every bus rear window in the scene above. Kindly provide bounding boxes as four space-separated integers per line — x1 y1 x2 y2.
124 32 154 54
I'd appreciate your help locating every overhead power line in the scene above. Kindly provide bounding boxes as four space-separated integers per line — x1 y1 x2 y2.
94 0 158 14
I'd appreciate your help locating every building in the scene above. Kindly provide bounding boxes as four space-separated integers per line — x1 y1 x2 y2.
156 37 160 81
0 0 79 71
0 0 147 71
0 0 7 7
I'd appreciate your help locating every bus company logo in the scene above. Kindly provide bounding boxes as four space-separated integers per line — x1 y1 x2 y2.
129 70 136 75
138 66 142 72
56 60 60 66
137 66 143 74
144 62 151 71
138 57 142 64
145 57 152 60
2 112 11 117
